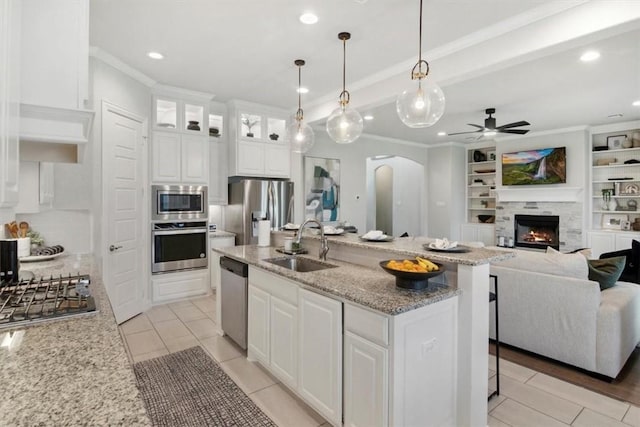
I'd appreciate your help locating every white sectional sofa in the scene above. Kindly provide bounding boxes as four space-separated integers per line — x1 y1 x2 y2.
489 248 640 379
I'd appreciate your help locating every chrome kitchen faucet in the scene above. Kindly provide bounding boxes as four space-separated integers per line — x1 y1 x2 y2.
295 219 329 261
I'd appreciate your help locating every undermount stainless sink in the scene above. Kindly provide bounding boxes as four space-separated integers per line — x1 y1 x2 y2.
263 256 338 273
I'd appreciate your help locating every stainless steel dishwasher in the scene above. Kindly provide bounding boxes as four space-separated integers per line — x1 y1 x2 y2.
219 256 249 349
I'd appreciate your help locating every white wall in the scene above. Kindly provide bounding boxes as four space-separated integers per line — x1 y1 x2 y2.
89 56 151 263
427 144 466 240
17 210 91 254
294 131 429 235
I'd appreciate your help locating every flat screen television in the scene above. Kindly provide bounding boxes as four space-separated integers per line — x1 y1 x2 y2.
501 147 566 185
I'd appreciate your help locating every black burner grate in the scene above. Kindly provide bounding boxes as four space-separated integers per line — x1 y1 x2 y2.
0 274 95 327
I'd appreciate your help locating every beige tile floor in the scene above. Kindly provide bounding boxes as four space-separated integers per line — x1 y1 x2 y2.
120 294 640 427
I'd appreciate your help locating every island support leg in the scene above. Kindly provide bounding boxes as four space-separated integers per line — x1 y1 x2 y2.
456 263 490 426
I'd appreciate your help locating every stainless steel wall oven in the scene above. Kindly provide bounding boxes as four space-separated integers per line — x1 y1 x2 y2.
152 185 208 222
152 221 208 274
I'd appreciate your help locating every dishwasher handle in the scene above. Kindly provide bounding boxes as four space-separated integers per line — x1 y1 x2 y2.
220 256 248 277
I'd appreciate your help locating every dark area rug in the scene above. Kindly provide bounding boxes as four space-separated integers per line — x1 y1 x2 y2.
133 346 276 427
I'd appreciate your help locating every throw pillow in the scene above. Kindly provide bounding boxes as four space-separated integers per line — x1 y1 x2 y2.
587 257 626 290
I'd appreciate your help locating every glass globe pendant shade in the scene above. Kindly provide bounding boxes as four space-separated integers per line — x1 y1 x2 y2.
396 78 445 128
326 105 363 144
286 120 314 153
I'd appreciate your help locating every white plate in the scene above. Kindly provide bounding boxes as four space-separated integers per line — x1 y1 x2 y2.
359 235 394 242
283 225 300 230
19 252 64 262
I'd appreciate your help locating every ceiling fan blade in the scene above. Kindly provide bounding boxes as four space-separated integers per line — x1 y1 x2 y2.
448 129 483 136
499 129 530 135
497 121 530 130
467 123 485 130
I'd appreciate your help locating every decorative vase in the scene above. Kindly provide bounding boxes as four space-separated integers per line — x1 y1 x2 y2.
246 132 254 137
269 133 279 141
608 199 618 211
187 121 200 131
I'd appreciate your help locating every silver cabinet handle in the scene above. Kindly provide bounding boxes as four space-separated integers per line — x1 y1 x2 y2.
109 245 123 252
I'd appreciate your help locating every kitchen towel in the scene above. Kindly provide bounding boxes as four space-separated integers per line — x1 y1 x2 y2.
258 220 271 247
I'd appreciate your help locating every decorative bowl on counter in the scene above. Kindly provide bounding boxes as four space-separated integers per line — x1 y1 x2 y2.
379 260 445 290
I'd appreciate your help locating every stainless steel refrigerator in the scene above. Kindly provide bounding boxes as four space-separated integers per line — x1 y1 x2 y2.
226 178 294 245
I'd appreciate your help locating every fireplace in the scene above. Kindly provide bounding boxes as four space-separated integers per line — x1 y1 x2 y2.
514 214 560 250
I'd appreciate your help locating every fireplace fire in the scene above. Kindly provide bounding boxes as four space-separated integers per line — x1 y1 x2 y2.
514 214 559 250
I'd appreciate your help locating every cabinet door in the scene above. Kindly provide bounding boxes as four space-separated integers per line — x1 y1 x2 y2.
152 132 181 182
477 224 495 246
298 289 342 426
264 145 291 178
209 137 228 204
270 296 298 388
344 332 388 427
587 231 616 258
460 224 478 242
615 233 636 251
248 284 270 364
237 140 265 176
181 134 209 183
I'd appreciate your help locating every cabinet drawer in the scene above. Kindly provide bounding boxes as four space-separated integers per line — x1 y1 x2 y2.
249 266 298 306
345 303 389 347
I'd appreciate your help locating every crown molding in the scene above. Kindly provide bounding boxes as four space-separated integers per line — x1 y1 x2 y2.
496 125 588 142
89 46 156 87
152 83 215 101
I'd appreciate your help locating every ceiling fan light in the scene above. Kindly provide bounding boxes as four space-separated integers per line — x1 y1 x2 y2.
484 130 497 137
326 105 363 144
396 79 445 128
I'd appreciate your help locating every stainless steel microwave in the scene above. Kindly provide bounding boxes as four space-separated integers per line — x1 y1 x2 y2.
152 185 208 222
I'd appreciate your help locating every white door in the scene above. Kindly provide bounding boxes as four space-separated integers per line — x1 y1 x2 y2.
102 102 146 324
298 289 343 426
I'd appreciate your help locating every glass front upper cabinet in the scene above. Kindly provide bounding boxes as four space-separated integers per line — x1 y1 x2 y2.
208 113 223 137
184 103 205 133
240 113 262 139
267 118 286 142
156 99 177 129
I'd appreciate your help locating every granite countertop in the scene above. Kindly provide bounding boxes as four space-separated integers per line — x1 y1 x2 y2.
209 230 236 238
216 245 460 315
0 254 150 426
274 230 514 266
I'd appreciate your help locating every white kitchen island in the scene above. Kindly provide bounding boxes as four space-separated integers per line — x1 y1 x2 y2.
213 233 514 427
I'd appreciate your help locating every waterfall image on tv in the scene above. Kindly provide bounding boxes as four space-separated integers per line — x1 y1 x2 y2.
501 147 566 185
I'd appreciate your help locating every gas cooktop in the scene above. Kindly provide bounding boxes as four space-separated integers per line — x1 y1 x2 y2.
0 273 97 329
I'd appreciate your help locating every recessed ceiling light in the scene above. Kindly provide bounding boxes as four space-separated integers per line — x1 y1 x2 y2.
299 13 318 25
608 113 624 118
633 100 640 107
437 131 446 136
580 50 600 62
297 87 309 94
363 115 374 121
147 52 164 60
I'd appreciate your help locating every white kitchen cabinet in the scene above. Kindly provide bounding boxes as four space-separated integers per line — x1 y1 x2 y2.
247 267 299 386
587 230 638 258
153 95 209 136
344 331 388 427
0 0 20 208
248 284 270 364
227 100 290 178
461 223 495 246
20 0 88 110
151 131 209 184
298 288 343 426
269 296 298 388
151 268 208 303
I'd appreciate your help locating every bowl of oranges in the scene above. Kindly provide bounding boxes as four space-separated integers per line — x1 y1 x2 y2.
379 257 445 290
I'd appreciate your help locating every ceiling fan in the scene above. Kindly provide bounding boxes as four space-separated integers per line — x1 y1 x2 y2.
448 108 530 137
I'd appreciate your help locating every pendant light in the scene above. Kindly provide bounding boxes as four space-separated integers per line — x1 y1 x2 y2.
326 32 363 144
396 0 445 128
286 59 314 153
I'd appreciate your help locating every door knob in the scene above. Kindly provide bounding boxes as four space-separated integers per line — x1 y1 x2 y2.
109 245 123 252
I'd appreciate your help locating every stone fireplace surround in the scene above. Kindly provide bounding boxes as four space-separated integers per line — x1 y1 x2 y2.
495 201 584 251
